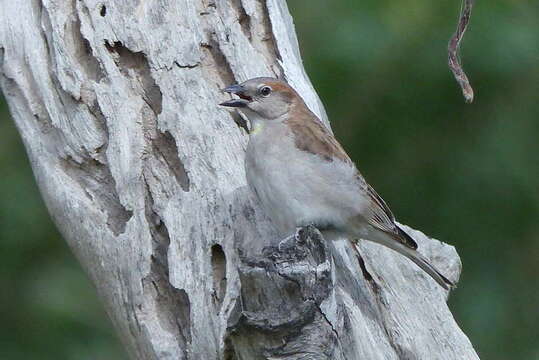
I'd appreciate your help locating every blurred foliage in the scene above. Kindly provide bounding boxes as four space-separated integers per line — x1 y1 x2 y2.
0 0 537 359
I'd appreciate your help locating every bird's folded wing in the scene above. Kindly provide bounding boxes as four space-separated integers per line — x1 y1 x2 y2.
364 184 418 250
285 109 417 250
285 107 352 163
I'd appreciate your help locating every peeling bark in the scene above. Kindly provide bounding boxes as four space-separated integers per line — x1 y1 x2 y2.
0 1 479 359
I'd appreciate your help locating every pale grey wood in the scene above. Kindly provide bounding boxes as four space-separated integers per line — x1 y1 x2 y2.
0 0 479 359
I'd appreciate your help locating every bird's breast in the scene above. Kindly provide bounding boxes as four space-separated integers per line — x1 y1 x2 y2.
245 124 363 236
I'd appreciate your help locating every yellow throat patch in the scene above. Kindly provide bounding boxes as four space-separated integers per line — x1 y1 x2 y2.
250 122 264 136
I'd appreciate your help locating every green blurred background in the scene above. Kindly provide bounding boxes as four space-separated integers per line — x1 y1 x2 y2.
1 0 537 359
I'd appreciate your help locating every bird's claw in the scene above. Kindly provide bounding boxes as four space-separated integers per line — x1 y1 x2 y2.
277 227 304 251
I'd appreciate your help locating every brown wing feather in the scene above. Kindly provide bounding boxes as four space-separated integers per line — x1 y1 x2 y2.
285 103 416 250
365 184 418 250
285 106 351 163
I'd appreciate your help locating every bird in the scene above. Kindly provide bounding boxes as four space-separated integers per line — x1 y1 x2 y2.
219 77 454 290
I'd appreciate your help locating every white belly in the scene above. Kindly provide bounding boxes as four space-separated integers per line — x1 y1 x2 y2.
245 122 363 236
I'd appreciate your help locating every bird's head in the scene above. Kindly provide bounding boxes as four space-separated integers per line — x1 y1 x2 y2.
219 77 299 120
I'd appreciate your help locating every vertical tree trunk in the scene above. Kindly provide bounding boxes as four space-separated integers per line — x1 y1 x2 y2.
0 0 479 359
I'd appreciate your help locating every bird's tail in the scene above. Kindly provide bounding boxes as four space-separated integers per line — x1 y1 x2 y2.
361 232 455 290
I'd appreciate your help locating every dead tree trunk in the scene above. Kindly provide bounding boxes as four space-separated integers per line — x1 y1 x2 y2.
0 1 479 359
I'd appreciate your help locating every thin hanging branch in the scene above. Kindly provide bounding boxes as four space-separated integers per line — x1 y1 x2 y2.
448 0 475 103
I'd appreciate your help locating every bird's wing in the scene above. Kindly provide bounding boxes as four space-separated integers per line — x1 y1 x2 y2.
287 106 417 249
285 107 352 163
285 108 417 250
363 184 418 249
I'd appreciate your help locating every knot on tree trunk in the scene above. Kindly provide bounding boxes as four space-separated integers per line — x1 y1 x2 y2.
226 226 339 359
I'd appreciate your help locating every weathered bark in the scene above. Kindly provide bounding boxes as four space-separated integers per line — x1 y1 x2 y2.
0 1 479 359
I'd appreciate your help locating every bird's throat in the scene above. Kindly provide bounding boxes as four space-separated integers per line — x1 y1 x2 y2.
250 122 265 136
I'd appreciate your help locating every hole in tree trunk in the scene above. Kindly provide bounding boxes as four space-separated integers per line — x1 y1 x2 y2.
211 244 227 310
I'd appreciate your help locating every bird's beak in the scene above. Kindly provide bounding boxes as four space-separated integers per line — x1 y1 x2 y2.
219 84 251 108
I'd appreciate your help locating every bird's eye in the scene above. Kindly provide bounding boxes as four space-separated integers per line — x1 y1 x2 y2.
259 86 272 97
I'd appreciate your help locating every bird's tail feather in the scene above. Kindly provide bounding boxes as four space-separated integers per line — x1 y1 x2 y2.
362 234 455 290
